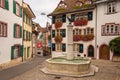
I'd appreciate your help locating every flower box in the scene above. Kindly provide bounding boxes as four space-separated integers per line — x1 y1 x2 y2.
54 35 63 43
55 21 62 29
74 20 88 26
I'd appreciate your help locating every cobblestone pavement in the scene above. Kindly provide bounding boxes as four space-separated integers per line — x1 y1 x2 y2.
11 59 120 80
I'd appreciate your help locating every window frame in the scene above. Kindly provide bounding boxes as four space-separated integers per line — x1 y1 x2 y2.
0 21 7 37
107 1 117 14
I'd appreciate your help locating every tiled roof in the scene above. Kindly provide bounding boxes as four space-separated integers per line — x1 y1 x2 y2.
48 0 95 16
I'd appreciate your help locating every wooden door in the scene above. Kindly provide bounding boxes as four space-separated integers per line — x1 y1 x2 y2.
99 44 110 60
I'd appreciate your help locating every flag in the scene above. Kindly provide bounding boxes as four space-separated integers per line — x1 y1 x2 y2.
37 32 43 40
39 34 43 39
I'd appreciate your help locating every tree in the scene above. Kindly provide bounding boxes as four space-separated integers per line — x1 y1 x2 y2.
109 37 120 56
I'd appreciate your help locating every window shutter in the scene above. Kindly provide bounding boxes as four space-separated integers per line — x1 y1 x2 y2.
20 45 24 57
61 29 66 37
88 12 93 21
20 26 22 38
11 46 14 59
79 44 83 53
62 44 66 52
62 14 66 22
52 30 55 38
71 14 75 22
14 24 16 37
20 6 22 17
26 31 28 41
52 16 56 24
52 44 55 51
5 0 9 10
13 0 16 14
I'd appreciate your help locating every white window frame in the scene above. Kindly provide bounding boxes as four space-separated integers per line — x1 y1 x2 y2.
16 3 20 16
0 23 2 36
107 1 116 13
73 44 79 52
56 43 62 51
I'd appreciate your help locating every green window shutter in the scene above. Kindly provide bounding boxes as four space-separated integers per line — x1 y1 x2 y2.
5 0 9 10
71 14 75 22
52 16 56 24
14 24 16 37
79 44 83 53
52 44 55 51
26 31 28 41
61 29 66 37
20 6 22 17
20 26 22 38
13 0 16 14
11 46 14 59
62 44 66 52
20 45 24 57
88 12 93 21
62 14 66 23
52 30 55 38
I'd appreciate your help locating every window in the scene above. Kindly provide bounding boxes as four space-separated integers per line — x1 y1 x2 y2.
58 1 67 9
56 15 62 22
107 1 116 13
87 28 94 34
14 24 22 38
102 23 120 36
13 0 22 17
73 44 79 52
0 0 9 10
0 22 7 37
85 0 92 5
16 3 20 16
75 1 83 7
56 43 62 51
11 45 23 59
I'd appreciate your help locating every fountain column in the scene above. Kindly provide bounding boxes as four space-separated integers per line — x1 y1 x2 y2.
66 23 74 60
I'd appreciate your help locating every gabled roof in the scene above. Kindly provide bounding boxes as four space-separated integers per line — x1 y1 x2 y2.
94 0 115 4
23 2 36 18
48 0 95 16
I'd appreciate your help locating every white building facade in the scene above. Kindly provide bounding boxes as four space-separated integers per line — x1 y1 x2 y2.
0 0 23 64
49 0 97 58
95 0 120 60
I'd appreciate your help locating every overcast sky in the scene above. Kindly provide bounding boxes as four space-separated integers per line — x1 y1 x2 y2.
23 0 60 27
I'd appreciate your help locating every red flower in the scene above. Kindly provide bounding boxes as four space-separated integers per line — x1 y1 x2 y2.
74 20 88 26
55 21 62 29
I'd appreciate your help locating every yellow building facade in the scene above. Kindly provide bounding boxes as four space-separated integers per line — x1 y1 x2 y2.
23 2 35 60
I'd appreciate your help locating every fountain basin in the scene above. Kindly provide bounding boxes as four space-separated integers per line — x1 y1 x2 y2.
41 57 96 77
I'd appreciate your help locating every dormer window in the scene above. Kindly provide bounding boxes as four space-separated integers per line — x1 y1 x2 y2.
58 2 67 9
76 1 83 7
84 0 92 4
107 1 116 14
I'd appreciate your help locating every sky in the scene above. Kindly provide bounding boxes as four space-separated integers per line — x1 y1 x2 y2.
23 0 60 27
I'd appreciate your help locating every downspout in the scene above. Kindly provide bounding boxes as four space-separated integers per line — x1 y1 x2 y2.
22 0 24 62
95 4 98 59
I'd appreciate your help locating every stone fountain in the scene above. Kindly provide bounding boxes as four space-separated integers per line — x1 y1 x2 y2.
41 23 98 77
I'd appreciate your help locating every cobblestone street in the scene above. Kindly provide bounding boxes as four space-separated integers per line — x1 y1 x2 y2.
10 59 120 80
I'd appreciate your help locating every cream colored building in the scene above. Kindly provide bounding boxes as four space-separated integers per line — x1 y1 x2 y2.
23 2 35 60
